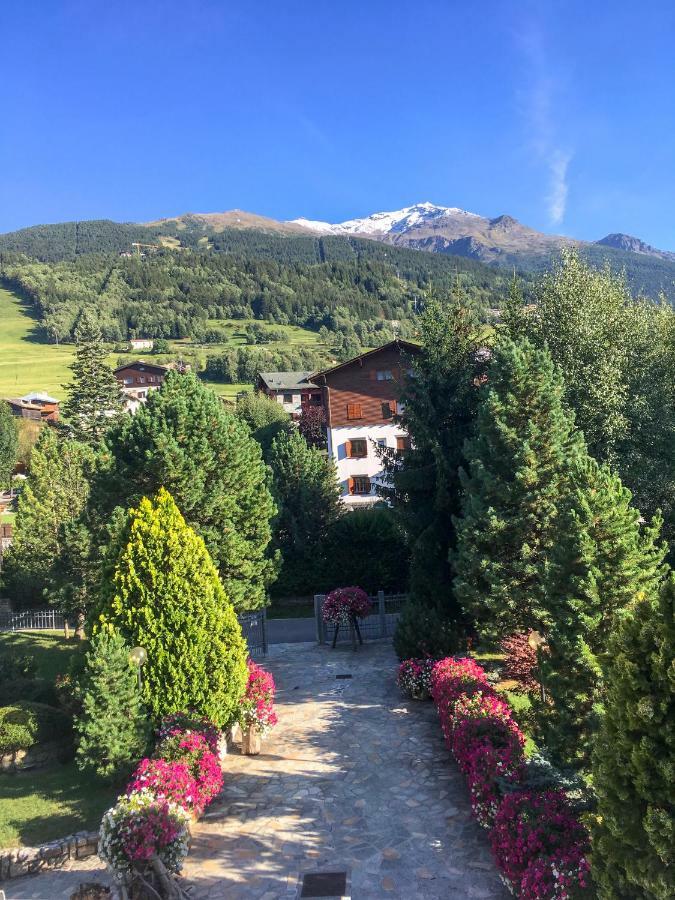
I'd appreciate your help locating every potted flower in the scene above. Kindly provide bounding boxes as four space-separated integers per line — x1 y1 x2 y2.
238 660 277 755
322 586 371 648
396 658 436 700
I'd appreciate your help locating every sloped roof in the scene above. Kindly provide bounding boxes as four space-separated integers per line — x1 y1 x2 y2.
20 391 59 404
114 360 169 375
258 371 314 391
310 339 420 381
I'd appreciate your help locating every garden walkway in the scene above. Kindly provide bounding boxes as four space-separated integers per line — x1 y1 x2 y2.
5 642 506 900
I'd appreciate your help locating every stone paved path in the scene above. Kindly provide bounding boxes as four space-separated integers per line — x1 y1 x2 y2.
184 642 506 899
3 642 506 899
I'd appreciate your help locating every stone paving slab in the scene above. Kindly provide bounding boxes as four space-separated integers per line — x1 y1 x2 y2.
3 641 507 900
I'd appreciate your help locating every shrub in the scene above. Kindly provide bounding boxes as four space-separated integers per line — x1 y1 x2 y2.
0 651 37 681
127 758 204 816
154 731 223 809
96 488 249 728
156 711 220 755
238 660 278 735
0 701 72 754
0 677 58 707
99 790 191 879
499 632 539 692
393 599 462 661
396 658 436 698
490 790 591 899
322 586 371 625
75 628 150 779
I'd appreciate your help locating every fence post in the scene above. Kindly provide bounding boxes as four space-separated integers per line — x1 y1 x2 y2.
314 594 326 644
261 608 268 656
378 590 386 638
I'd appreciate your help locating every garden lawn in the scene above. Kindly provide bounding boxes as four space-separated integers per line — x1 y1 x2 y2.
0 762 117 848
0 631 86 682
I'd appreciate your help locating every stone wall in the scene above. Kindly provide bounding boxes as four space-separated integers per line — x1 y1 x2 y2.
0 737 74 772
0 831 99 880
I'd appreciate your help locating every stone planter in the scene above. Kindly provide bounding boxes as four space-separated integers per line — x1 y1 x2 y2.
241 724 261 755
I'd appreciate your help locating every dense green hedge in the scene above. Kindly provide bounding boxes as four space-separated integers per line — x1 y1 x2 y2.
0 701 72 754
0 677 59 708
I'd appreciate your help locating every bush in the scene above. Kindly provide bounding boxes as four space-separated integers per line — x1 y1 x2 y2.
499 632 539 692
322 508 409 594
75 628 150 779
394 599 462 661
0 651 37 681
156 711 220 755
490 790 591 899
0 677 58 707
238 660 278 735
152 733 223 811
96 488 249 728
0 701 72 754
396 658 436 698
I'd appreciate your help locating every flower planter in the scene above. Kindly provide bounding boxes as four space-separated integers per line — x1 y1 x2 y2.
241 724 261 756
410 687 430 701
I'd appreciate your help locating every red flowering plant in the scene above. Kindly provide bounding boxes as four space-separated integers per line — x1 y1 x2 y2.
127 758 206 816
499 632 540 692
155 731 224 808
157 710 220 755
490 790 592 899
396 658 436 699
238 660 278 736
322 586 371 626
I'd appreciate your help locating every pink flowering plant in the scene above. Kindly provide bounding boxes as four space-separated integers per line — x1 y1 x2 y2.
322 586 371 625
127 757 205 816
490 790 591 899
155 731 224 808
396 658 436 698
157 710 220 755
98 790 191 880
238 660 278 736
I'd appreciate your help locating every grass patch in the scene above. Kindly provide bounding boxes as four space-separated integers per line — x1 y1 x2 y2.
0 511 15 525
0 762 117 848
0 632 86 682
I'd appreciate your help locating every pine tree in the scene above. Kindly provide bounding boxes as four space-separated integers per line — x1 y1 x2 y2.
453 336 584 640
61 310 125 444
2 428 95 606
91 372 277 610
591 573 675 899
75 627 150 778
268 428 341 596
0 400 18 488
539 457 667 770
96 488 249 727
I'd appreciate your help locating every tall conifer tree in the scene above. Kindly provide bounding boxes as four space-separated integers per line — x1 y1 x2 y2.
61 311 125 444
540 458 666 770
453 336 584 640
0 400 18 488
591 574 674 899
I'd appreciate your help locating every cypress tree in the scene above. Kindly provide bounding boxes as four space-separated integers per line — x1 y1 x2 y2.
0 400 18 488
268 428 341 596
61 310 125 444
96 488 248 727
539 458 667 770
76 627 150 778
591 573 675 899
92 372 277 610
453 336 584 640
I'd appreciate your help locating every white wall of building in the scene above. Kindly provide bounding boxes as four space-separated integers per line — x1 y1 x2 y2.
274 392 303 415
327 423 407 507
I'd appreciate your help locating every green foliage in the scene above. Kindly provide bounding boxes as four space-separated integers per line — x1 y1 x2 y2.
591 574 675 899
235 391 291 459
453 337 583 640
75 628 150 779
321 508 409 595
0 701 72 754
0 650 37 680
386 298 486 619
61 310 125 443
268 428 342 596
0 400 18 488
0 678 58 707
1 428 95 606
539 457 667 771
393 598 462 660
92 372 277 610
96 488 249 727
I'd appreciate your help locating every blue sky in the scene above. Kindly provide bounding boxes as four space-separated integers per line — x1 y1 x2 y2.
1 0 674 248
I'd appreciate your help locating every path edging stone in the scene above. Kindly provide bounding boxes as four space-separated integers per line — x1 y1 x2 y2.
0 830 98 880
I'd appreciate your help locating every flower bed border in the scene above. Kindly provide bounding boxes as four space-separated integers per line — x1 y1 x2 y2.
0 830 98 881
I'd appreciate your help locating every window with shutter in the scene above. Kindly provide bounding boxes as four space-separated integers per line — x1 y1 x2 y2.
347 477 355 495
352 475 371 494
347 403 363 419
348 438 367 458
381 400 396 419
396 435 410 452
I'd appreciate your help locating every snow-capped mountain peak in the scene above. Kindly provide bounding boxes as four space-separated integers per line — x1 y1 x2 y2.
290 202 481 236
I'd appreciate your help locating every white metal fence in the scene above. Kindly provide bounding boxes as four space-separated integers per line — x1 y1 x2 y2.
313 591 407 645
0 608 65 632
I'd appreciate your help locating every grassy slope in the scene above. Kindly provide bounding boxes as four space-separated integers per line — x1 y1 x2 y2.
0 631 86 681
0 285 324 402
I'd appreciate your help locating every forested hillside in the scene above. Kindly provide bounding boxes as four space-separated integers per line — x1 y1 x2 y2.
0 239 515 346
